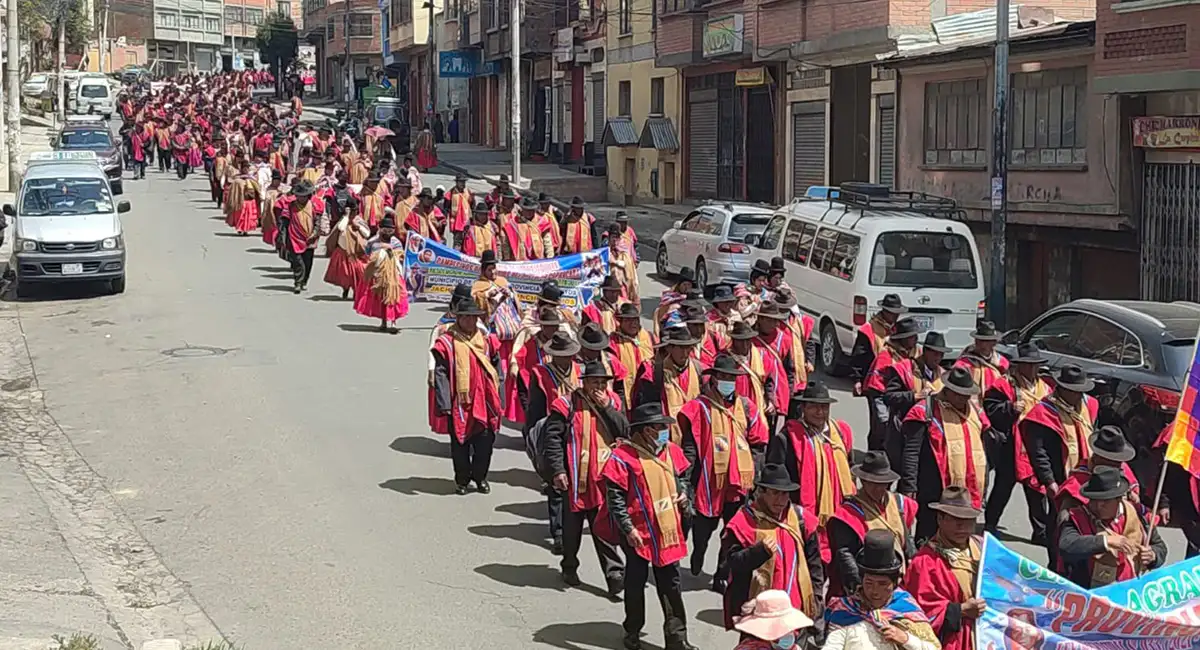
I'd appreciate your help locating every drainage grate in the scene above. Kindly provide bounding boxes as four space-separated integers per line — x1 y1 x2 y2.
160 346 232 358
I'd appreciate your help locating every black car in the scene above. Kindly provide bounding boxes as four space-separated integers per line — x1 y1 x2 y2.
54 120 124 195
998 299 1198 488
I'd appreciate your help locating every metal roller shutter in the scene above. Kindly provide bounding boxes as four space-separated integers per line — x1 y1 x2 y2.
877 94 896 189
791 101 826 198
1141 162 1200 301
592 77 605 144
688 89 718 197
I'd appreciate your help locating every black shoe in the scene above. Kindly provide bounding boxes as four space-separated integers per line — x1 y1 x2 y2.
689 555 703 577
562 569 582 587
476 480 491 494
622 634 642 650
292 285 301 295
454 484 469 495
606 575 624 600
551 539 563 555
710 577 727 594
665 641 698 650
1030 530 1048 546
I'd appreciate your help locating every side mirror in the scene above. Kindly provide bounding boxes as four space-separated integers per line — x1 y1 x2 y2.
1 204 14 217
49 135 59 146
743 233 760 247
117 200 131 213
672 220 682 230
999 328 1021 345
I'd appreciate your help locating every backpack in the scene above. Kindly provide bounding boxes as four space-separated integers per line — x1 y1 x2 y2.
526 401 576 482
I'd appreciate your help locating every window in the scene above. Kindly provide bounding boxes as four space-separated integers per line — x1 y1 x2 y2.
759 215 786 250
1024 311 1087 356
19 178 113 217
660 0 679 13
618 0 631 34
349 13 373 36
205 15 220 31
245 8 264 24
809 228 860 280
727 214 771 243
446 0 459 19
869 231 979 289
181 12 201 28
224 5 243 23
60 130 112 148
782 220 816 265
392 0 412 23
499 0 509 26
277 1 291 16
1072 316 1143 366
681 212 705 232
923 78 987 167
650 77 664 115
155 11 178 27
651 0 656 31
326 17 335 38
618 80 631 117
703 210 726 236
1010 67 1087 167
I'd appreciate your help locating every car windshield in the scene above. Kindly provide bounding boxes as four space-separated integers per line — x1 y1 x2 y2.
80 84 109 98
19 177 114 216
372 105 405 125
1163 340 1196 379
728 214 771 242
869 231 979 289
60 130 111 149
27 74 48 84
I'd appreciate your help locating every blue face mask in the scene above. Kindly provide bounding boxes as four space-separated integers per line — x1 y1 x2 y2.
715 379 737 399
772 633 797 650
655 429 670 448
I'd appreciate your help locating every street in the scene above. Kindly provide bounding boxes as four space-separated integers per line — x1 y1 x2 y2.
0 162 1184 649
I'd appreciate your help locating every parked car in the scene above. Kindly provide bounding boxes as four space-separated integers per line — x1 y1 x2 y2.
656 202 774 289
53 116 123 194
21 73 55 99
366 97 410 154
998 298 1198 458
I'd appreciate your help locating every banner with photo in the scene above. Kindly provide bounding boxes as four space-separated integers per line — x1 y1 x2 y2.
403 234 610 312
976 534 1200 650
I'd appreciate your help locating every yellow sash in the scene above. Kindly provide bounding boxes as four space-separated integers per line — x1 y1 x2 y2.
628 440 682 549
750 505 815 617
939 401 988 500
451 328 497 403
811 421 856 525
664 361 700 445
708 397 755 492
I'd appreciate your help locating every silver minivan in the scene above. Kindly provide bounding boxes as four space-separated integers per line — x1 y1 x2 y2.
4 152 130 297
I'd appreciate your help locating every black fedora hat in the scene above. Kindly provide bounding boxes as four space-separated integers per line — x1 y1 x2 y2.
856 530 904 576
852 451 900 484
291 179 315 197
600 274 623 291
445 284 473 312
769 256 786 273
473 199 490 213
711 284 736 303
921 331 951 354
750 259 771 279
615 211 629 222
681 290 710 311
1079 465 1131 500
773 291 797 311
417 187 435 200
570 196 586 207
942 366 980 396
929 486 982 519
537 306 563 326
616 303 641 320
454 172 467 182
729 321 756 340
537 191 551 203
394 175 413 188
677 267 696 284
452 297 485 317
1055 364 1094 392
972 320 1001 341
628 402 675 428
519 196 539 211
756 301 787 321
497 173 510 183
681 305 708 325
757 462 799 492
580 359 613 380
539 281 564 305
579 322 611 351
1090 425 1136 463
1013 342 1046 364
379 215 397 230
657 326 701 348
793 381 838 405
479 249 498 267
878 293 907 314
543 331 581 357
704 353 747 377
889 318 921 341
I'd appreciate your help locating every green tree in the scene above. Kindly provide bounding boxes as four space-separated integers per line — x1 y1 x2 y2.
256 13 298 96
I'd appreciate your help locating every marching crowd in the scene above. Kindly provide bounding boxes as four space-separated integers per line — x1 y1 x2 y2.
118 70 1182 650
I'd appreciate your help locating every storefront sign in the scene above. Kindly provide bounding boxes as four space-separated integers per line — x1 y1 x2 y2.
1133 116 1200 149
478 59 501 77
439 50 479 78
555 27 574 63
534 58 553 81
703 14 743 58
735 67 768 86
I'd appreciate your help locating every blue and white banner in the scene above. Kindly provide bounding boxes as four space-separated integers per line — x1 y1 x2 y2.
404 234 609 311
977 534 1200 650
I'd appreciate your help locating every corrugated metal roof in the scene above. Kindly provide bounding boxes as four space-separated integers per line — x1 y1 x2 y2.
602 117 639 147
883 6 1084 61
640 117 680 152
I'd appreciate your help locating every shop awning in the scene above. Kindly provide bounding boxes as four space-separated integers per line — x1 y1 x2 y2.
601 117 639 147
640 116 680 152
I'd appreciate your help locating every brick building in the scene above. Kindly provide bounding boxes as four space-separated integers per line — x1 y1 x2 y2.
303 0 384 100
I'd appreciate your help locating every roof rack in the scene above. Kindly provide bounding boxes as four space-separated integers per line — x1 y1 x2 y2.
827 182 961 219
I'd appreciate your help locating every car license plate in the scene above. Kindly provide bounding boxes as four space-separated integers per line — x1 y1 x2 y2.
911 315 935 331
61 263 83 275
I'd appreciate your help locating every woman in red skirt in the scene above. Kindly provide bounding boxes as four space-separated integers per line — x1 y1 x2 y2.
324 196 370 299
354 214 410 333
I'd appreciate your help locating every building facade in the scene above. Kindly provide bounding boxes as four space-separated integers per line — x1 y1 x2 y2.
389 0 439 124
304 0 384 100
223 0 271 69
150 0 225 72
602 0 682 204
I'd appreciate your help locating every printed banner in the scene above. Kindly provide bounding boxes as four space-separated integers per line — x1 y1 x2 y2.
977 533 1200 650
404 234 610 311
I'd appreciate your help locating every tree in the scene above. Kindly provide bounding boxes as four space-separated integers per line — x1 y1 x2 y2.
256 14 298 96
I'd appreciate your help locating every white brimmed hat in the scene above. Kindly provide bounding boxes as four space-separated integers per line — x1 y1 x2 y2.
733 590 813 641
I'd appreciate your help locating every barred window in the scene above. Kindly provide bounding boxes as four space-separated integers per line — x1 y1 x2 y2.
923 78 987 167
1010 67 1088 167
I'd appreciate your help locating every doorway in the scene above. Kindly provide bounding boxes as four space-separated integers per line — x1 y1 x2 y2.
828 63 871 185
624 157 636 205
746 86 775 203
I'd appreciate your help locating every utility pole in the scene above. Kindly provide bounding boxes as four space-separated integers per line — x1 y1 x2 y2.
426 0 434 125
343 9 351 109
6 0 20 189
57 13 66 123
509 0 519 186
988 0 1010 328
99 0 109 73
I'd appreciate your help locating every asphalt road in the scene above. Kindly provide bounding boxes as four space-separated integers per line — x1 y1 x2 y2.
3 163 1185 649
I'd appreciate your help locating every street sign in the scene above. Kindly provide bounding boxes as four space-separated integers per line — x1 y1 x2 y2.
438 50 478 78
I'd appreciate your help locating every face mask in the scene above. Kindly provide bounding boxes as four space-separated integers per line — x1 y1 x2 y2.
715 379 737 399
772 633 797 650
655 429 670 448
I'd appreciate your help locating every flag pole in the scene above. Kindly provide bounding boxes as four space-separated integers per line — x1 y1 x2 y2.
1147 458 1169 539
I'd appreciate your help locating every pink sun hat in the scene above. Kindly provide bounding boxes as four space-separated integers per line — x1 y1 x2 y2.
733 590 814 641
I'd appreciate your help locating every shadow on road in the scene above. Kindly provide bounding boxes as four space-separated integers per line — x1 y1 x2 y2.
257 284 297 292
494 500 547 521
244 247 278 254
214 231 254 238
252 265 292 273
474 562 612 600
389 435 449 458
467 522 550 549
486 467 546 492
495 431 528 452
693 608 725 629
310 294 350 303
378 476 459 496
338 323 395 334
261 272 294 281
533 621 660 650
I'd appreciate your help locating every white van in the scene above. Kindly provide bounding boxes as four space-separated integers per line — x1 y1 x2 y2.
4 151 130 297
73 75 114 119
747 183 985 373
